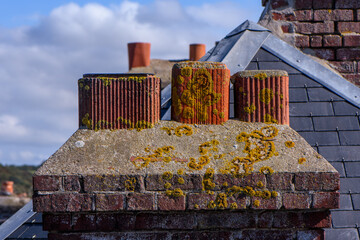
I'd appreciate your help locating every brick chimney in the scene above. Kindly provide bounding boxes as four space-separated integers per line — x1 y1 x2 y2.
259 0 360 86
127 42 151 70
189 44 206 61
33 66 339 239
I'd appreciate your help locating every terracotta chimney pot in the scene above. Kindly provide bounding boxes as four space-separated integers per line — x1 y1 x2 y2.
127 42 151 70
1 181 14 195
231 70 289 125
189 44 206 61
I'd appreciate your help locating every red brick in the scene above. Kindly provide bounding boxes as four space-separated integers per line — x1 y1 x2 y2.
295 0 313 9
33 194 52 212
95 193 124 211
126 193 155 210
343 35 360 47
271 0 289 9
237 173 266 188
187 193 216 210
338 22 360 33
64 175 81 192
296 22 334 34
313 0 333 9
95 213 117 231
134 213 161 230
267 173 293 191
214 174 242 189
257 211 273 228
297 230 325 240
342 74 360 86
241 230 295 239
285 13 296 21
314 9 353 21
337 48 360 60
294 10 313 21
251 196 280 209
335 0 360 8
321 172 340 191
304 211 331 228
329 61 356 73
157 194 185 210
313 192 340 209
172 232 232 239
281 23 291 33
273 211 303 228
83 175 120 192
311 35 323 47
52 193 93 212
33 175 61 191
145 174 202 191
159 213 197 230
304 48 335 60
119 175 145 192
295 35 310 47
227 196 248 209
283 193 311 209
43 213 72 231
358 9 360 21
197 212 256 229
51 233 169 239
72 214 96 231
323 35 342 47
295 172 321 190
272 12 285 20
48 233 82 240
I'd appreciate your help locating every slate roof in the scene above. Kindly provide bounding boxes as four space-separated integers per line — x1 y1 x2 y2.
2 20 360 239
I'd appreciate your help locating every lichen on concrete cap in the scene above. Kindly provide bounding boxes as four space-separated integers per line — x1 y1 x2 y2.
174 61 228 69
231 70 288 83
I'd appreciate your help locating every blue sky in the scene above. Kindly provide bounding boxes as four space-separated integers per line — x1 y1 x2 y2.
0 0 264 166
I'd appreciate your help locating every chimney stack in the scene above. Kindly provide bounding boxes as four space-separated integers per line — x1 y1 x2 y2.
189 44 206 61
231 70 289 125
127 42 151 70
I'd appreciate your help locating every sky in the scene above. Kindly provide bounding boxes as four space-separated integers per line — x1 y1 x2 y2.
0 0 264 166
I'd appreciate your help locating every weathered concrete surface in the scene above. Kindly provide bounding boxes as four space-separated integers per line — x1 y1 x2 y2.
35 120 336 176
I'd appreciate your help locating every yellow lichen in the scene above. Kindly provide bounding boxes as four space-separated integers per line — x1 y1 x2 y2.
213 109 218 115
164 182 172 189
177 177 185 184
253 73 268 80
230 202 238 210
162 171 173 180
298 157 306 164
182 107 195 119
207 200 216 209
124 177 136 191
256 181 264 188
181 66 192 77
253 199 260 207
194 204 200 209
259 88 274 104
259 166 274 175
215 193 228 209
166 188 184 197
177 169 184 175
264 114 278 124
219 112 225 118
262 190 272 199
177 75 184 85
285 141 295 148
271 191 278 197
244 104 256 114
175 125 193 137
222 182 228 187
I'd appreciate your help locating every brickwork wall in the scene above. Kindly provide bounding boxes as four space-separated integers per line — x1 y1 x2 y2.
260 0 360 86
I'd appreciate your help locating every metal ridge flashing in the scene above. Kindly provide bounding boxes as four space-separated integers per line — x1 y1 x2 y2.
262 34 360 108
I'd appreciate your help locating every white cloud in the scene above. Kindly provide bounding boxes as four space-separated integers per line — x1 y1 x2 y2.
0 0 259 165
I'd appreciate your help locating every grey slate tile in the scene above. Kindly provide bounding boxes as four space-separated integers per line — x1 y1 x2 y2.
290 117 314 131
252 48 281 62
352 194 360 210
289 102 334 117
230 103 234 118
339 131 360 146
324 228 359 240
289 74 322 88
332 210 360 227
330 162 346 177
289 88 308 102
258 61 300 74
298 131 339 146
345 163 360 177
333 102 360 116
307 87 343 102
17 224 47 238
245 62 258 70
340 178 360 194
318 146 360 161
339 194 354 210
313 116 360 131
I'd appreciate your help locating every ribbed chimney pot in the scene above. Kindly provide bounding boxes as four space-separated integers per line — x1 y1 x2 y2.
231 70 289 125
